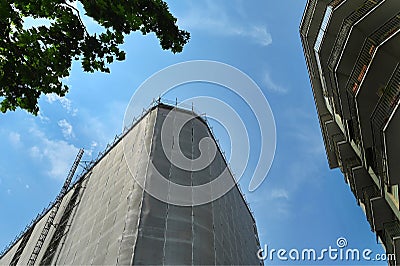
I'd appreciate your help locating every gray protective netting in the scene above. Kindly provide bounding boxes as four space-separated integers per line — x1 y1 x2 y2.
0 104 261 265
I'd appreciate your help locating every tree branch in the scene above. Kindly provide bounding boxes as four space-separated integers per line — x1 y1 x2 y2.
61 1 89 36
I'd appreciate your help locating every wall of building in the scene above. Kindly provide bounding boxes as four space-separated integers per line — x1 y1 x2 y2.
0 107 155 265
55 107 155 265
133 105 261 265
0 185 77 265
300 0 400 264
0 104 261 265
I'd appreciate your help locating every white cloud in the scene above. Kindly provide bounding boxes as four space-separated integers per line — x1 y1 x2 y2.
25 184 30 189
30 146 42 159
80 113 116 146
256 193 291 218
29 127 80 180
91 141 98 148
247 26 273 46
58 119 75 139
179 1 272 47
270 188 289 200
46 94 78 116
264 71 288 94
86 141 99 157
8 132 21 147
37 110 50 122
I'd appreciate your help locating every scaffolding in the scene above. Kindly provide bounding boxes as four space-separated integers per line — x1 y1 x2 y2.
26 149 84 265
0 100 260 265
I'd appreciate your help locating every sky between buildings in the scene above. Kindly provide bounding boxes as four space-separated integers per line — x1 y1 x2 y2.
0 0 387 264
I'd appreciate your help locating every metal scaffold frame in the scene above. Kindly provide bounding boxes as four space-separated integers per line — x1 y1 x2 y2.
0 99 259 262
27 149 84 266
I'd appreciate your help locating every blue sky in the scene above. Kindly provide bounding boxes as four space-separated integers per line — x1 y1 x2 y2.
0 0 387 264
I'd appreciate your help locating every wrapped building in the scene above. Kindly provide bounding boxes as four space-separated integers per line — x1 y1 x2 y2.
0 103 262 265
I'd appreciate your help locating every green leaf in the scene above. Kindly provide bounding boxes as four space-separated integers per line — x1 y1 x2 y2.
0 0 190 114
116 51 125 61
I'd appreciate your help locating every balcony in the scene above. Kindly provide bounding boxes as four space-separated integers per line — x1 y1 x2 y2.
327 0 383 73
301 0 334 41
314 0 362 55
300 0 318 38
345 14 400 148
327 0 386 119
362 183 396 233
352 166 375 203
332 2 400 120
302 0 342 80
382 221 400 264
384 107 400 189
355 44 400 158
315 0 369 118
371 64 400 185
346 170 358 202
349 15 400 96
300 0 354 170
336 141 361 172
362 185 381 230
371 197 396 232
324 120 345 166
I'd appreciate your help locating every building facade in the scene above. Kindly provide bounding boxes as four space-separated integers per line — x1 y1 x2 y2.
300 0 400 264
0 103 262 265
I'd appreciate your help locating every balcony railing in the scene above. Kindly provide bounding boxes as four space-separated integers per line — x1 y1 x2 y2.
362 184 380 230
383 220 400 255
301 0 347 36
343 155 360 171
346 171 358 200
373 14 400 43
346 92 362 145
314 6 333 52
329 0 346 9
300 0 318 37
371 64 400 184
328 0 382 72
326 0 383 121
331 90 343 117
344 14 400 146
348 14 400 95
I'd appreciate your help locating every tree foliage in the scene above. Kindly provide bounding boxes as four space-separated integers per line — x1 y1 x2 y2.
0 0 190 114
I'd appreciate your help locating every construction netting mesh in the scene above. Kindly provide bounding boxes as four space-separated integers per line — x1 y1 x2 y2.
133 106 261 265
0 104 262 265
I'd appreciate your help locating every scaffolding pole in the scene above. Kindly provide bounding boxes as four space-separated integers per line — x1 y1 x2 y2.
27 149 84 265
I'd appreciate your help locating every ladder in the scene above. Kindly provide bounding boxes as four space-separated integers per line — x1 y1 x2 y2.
27 149 84 265
40 178 85 265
